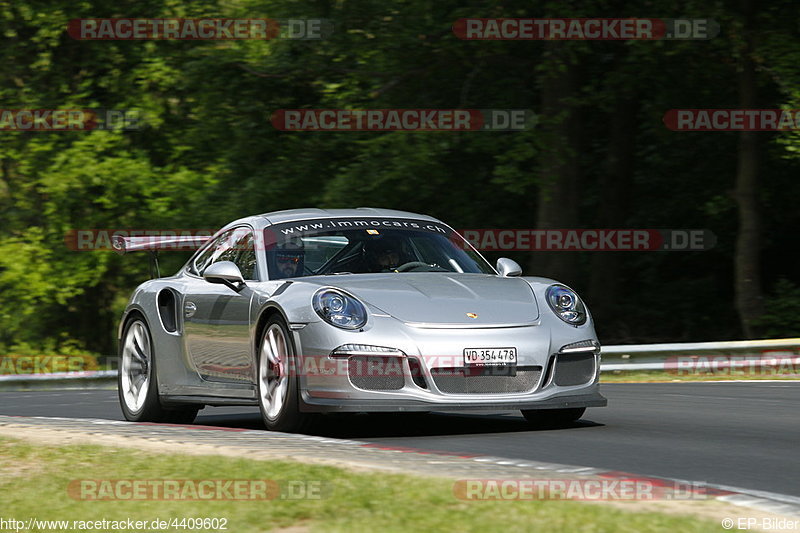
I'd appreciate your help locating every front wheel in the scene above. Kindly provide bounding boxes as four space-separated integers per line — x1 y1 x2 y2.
257 317 312 432
521 407 586 428
118 317 198 424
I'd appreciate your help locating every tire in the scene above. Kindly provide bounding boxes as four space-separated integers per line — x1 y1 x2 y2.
118 316 198 424
521 407 586 428
257 316 312 432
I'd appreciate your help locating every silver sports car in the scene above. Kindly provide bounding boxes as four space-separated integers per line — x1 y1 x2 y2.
116 208 606 432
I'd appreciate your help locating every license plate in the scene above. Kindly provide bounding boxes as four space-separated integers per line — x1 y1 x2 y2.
463 347 517 366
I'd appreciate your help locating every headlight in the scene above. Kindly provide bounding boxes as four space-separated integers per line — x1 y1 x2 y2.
546 285 587 325
313 289 368 329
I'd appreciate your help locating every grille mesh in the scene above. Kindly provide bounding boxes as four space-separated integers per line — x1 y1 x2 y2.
431 366 542 394
348 356 405 391
554 353 596 386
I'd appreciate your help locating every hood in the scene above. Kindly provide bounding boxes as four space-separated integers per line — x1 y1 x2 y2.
304 273 539 327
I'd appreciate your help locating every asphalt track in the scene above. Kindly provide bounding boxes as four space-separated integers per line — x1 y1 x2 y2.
0 382 797 498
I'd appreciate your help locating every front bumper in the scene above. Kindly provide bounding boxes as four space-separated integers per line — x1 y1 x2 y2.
294 315 606 413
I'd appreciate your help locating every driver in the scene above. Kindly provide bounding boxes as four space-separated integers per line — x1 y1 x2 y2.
272 242 304 279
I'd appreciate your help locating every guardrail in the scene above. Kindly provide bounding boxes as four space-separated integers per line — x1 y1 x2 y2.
0 338 798 388
0 370 118 389
601 338 800 372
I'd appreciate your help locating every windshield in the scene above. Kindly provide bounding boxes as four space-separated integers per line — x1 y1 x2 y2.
263 217 495 279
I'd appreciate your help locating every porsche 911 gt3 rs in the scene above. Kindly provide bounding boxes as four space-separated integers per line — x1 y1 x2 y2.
116 208 606 432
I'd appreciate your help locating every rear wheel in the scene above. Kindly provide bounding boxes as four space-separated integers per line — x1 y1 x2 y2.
521 407 585 427
257 316 312 432
118 317 198 424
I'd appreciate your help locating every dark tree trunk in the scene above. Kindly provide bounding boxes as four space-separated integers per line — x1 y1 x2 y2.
589 92 637 336
734 0 764 337
532 45 583 284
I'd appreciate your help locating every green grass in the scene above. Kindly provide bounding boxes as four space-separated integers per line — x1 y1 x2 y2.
601 370 800 382
0 436 723 532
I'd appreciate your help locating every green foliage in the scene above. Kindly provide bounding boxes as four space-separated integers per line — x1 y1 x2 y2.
750 279 800 338
1 0 799 353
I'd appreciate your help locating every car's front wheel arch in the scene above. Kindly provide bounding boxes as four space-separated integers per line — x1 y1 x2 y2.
253 305 304 380
256 314 313 432
254 307 286 359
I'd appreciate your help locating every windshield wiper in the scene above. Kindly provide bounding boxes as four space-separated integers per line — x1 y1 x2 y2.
323 271 353 275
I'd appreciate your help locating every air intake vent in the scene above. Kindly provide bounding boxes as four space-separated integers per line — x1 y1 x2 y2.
157 289 178 333
554 353 595 386
431 366 542 394
407 357 428 389
348 356 405 391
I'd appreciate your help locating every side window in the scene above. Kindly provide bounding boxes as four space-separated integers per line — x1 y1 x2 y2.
231 230 257 281
192 230 233 275
192 228 258 280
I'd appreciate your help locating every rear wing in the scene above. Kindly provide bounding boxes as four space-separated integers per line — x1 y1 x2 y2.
111 234 211 255
112 234 212 278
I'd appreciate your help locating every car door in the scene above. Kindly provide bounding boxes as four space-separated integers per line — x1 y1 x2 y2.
183 227 258 383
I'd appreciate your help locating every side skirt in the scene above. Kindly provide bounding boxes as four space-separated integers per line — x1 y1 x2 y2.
161 394 258 407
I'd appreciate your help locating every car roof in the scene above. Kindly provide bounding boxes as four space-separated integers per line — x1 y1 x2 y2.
219 208 446 233
261 207 443 225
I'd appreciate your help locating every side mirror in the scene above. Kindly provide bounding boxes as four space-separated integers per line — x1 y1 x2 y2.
203 261 245 291
496 257 522 277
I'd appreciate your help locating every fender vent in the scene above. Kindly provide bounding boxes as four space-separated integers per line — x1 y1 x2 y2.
157 289 178 333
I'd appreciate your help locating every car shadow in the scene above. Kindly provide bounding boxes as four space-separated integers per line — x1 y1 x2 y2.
310 412 604 438
194 409 604 438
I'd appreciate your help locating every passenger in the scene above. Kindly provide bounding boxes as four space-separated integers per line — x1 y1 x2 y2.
365 237 403 272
